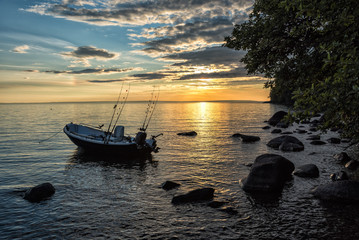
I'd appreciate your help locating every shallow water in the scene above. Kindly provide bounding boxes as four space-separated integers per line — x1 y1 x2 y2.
0 102 358 239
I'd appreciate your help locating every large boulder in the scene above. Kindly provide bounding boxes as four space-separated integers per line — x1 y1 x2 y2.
293 164 319 178
333 152 351 164
171 188 215 204
268 111 288 126
345 160 359 170
177 131 197 136
232 133 260 143
267 136 304 151
312 180 359 203
24 183 55 202
240 154 295 193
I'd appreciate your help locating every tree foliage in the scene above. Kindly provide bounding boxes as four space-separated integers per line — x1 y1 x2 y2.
224 0 359 139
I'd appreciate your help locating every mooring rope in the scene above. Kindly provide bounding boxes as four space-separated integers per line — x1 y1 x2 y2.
38 128 63 143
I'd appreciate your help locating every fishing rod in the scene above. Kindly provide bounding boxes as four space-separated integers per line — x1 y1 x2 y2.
105 83 130 143
140 86 160 132
106 81 125 135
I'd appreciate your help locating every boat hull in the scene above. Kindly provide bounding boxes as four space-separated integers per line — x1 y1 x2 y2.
64 124 156 157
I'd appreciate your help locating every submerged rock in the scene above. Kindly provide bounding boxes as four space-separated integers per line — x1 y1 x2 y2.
207 200 228 208
161 181 181 191
240 154 294 193
171 188 215 204
307 135 321 141
24 183 55 202
268 111 287 126
262 126 271 130
310 140 326 145
312 180 359 203
232 133 260 143
267 136 304 151
271 129 282 134
293 164 319 178
177 131 197 136
328 138 341 144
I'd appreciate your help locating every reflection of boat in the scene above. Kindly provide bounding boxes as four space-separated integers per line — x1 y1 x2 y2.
64 85 161 157
64 123 160 156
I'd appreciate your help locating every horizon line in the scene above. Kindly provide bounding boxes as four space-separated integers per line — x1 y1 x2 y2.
0 100 271 104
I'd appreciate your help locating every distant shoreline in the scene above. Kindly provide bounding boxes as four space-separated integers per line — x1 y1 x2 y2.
0 100 268 105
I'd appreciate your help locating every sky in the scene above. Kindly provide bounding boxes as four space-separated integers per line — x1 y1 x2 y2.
0 0 269 103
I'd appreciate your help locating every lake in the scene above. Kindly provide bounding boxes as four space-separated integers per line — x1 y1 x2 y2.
0 102 358 239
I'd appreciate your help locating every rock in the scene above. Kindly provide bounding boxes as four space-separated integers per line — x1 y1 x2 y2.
333 152 351 164
268 111 287 126
262 126 271 130
330 171 349 181
240 154 294 193
310 140 326 145
293 164 319 178
207 200 227 208
276 122 289 128
309 127 318 132
279 141 304 152
281 131 293 134
307 135 321 141
271 129 282 134
345 160 359 170
296 129 307 134
161 181 181 191
171 188 215 204
23 183 55 202
328 138 341 144
312 180 359 203
177 131 197 136
232 133 260 143
267 136 304 151
220 207 238 215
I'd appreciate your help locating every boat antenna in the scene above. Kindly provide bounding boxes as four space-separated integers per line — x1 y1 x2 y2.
105 83 130 143
106 81 125 135
140 86 160 132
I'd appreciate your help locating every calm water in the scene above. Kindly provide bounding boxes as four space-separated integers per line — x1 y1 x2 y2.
0 102 358 239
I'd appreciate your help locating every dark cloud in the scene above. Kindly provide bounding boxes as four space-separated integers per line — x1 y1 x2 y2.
61 46 118 59
131 73 168 80
163 47 246 66
42 68 132 74
178 68 248 80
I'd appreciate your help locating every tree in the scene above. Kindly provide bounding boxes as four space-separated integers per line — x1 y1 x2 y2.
224 0 359 139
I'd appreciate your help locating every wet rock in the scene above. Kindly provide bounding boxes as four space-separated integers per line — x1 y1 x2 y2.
220 207 238 215
296 129 307 134
240 154 294 193
276 122 289 128
271 129 282 134
232 133 260 143
328 138 341 144
281 131 293 135
262 126 271 130
307 135 321 141
267 136 304 152
177 131 197 136
345 160 359 170
310 140 326 145
309 127 318 132
330 171 349 181
24 183 55 202
312 180 359 203
268 111 287 126
207 200 227 208
293 164 319 178
161 181 181 191
171 188 215 204
333 152 351 164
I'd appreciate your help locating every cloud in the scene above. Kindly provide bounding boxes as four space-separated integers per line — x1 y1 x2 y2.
24 67 133 75
12 45 30 53
61 46 119 59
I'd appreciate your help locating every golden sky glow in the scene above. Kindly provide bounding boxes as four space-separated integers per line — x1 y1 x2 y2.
0 0 270 103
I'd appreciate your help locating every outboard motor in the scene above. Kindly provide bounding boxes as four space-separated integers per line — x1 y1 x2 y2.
135 131 147 146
